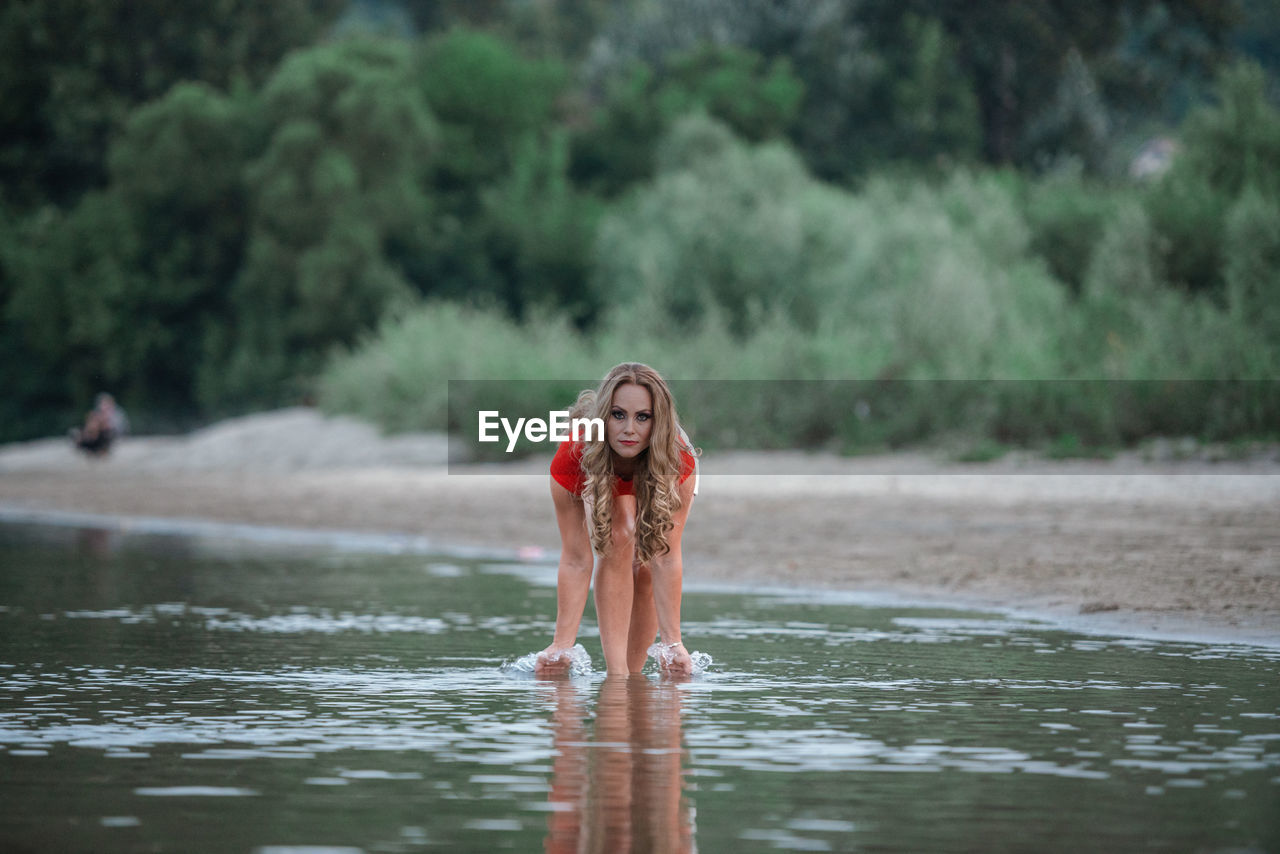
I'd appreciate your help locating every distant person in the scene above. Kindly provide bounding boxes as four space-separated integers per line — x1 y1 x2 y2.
70 393 128 457
535 363 699 676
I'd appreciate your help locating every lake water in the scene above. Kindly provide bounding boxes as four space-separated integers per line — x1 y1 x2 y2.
1 520 1277 853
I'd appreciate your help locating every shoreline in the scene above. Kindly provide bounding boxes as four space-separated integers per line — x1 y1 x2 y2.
4 504 1277 651
2 408 1278 649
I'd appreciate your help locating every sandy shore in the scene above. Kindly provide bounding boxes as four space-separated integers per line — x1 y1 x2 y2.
2 408 1278 647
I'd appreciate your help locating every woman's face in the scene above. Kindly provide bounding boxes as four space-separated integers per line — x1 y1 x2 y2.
606 382 653 460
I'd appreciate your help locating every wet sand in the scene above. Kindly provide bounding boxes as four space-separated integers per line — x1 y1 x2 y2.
2 408 1278 646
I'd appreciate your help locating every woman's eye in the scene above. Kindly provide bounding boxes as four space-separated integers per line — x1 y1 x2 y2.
610 410 624 419
637 413 650 422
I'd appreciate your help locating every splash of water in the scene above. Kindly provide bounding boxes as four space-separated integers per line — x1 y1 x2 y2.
647 641 713 675
501 643 593 677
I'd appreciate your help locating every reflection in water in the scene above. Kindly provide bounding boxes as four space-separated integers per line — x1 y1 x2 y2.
2 522 1278 854
76 527 119 559
545 676 693 854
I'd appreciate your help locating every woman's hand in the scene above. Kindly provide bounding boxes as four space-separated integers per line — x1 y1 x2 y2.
663 644 693 677
650 640 693 677
534 642 578 675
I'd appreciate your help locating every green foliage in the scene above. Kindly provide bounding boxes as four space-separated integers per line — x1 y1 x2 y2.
1144 169 1230 294
870 1 1179 166
1225 189 1280 342
321 120 1278 454
2 7 1278 447
2 36 443 420
1084 200 1161 302
481 132 604 323
595 116 1065 379
1022 175 1122 294
408 28 601 322
594 115 843 337
106 82 256 412
571 44 805 195
885 15 983 166
1175 61 1280 199
1146 61 1280 293
318 301 597 434
418 27 566 186
3 193 147 408
203 38 437 408
656 46 804 142
0 0 345 209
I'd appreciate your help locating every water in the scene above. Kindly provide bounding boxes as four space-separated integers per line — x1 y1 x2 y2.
1 521 1277 853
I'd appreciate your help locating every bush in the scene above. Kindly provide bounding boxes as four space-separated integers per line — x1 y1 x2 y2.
1146 61 1280 294
596 117 1066 381
318 302 597 434
594 115 855 338
1022 174 1123 294
417 27 566 187
192 39 435 408
571 44 805 196
1224 189 1280 343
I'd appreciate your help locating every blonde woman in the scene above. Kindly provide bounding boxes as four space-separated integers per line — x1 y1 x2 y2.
536 363 699 676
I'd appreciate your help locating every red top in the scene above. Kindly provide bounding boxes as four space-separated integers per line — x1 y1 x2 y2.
550 440 696 497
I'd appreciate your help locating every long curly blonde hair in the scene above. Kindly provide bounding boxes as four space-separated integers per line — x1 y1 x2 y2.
571 363 690 563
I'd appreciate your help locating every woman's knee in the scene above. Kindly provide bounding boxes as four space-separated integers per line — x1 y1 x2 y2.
632 562 652 590
609 521 634 553
609 495 637 551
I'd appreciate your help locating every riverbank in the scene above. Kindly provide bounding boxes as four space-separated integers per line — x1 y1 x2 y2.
2 408 1278 646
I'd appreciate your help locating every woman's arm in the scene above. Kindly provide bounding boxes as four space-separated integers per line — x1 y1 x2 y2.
536 479 594 670
648 474 697 672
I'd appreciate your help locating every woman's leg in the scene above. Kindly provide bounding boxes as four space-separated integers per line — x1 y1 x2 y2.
627 564 658 673
594 494 637 675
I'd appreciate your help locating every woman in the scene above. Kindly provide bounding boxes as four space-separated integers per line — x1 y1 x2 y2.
535 363 699 676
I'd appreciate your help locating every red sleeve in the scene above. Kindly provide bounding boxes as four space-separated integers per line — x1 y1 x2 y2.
678 447 697 484
550 441 584 495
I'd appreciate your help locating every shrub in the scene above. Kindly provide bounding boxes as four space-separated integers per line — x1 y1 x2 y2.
318 301 597 434
417 27 566 186
598 118 1067 382
200 38 438 408
1022 174 1122 294
1146 61 1280 294
570 44 805 196
1224 189 1280 343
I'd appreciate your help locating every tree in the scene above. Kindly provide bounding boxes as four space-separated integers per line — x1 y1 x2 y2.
1146 60 1280 294
207 38 439 407
0 0 345 209
2 81 257 423
571 44 804 195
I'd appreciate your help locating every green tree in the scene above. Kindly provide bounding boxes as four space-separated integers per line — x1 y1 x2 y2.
418 27 566 187
572 44 804 195
1225 189 1280 341
886 15 983 166
206 38 438 408
860 0 1119 165
481 132 604 324
0 0 344 210
3 193 146 423
3 36 444 424
1146 61 1280 293
2 82 256 425
1098 1 1242 129
594 115 1064 382
411 28 603 321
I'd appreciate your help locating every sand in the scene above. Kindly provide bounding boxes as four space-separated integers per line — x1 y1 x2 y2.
2 407 1277 647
